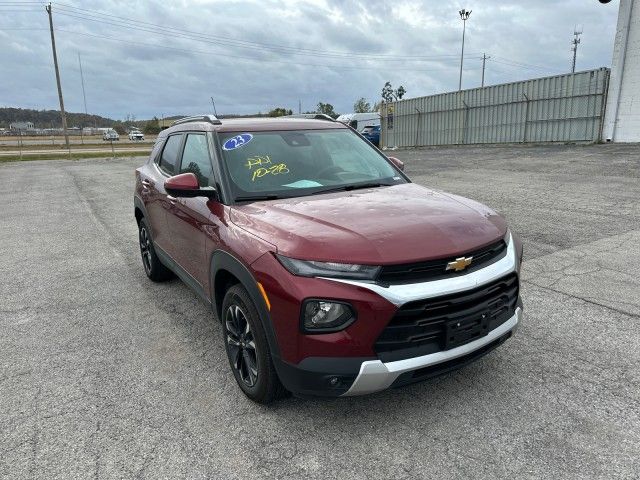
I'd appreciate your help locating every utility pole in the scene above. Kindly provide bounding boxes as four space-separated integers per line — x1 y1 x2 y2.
458 9 472 91
298 99 301 114
481 53 490 87
45 3 70 151
571 28 582 73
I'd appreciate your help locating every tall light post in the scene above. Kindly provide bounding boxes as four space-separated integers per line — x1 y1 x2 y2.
458 9 472 91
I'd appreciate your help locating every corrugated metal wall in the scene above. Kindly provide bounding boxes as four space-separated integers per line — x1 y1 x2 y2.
381 68 610 148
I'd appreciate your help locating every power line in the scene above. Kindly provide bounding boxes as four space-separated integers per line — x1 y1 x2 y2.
11 2 449 61
489 57 557 72
51 3 472 62
1 3 559 76
52 28 480 72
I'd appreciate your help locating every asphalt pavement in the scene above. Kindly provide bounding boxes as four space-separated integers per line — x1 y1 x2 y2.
1 143 638 479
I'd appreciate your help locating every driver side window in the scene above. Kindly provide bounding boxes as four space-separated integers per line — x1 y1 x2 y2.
159 134 183 175
179 134 213 187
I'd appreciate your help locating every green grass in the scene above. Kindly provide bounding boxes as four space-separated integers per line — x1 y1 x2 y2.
0 150 150 163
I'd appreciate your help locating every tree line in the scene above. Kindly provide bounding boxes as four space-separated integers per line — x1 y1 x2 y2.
266 81 407 119
0 107 117 129
4 81 407 132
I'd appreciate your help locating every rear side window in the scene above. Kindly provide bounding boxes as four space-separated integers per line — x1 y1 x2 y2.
159 135 182 175
180 134 213 187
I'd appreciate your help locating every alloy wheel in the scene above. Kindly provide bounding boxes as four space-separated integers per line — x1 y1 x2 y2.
225 303 258 387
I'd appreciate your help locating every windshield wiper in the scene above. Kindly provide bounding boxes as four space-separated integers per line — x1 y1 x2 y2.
234 194 282 202
309 182 393 196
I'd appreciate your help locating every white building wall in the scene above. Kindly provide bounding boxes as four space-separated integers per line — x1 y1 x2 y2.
604 0 640 142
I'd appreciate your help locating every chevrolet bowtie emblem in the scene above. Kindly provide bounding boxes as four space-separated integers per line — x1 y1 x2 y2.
446 256 473 272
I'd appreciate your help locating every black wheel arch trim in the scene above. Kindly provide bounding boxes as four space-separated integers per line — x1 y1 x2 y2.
210 250 281 361
134 196 149 227
134 197 157 250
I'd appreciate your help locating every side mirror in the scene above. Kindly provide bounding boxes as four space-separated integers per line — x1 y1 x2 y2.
165 173 217 199
388 156 405 172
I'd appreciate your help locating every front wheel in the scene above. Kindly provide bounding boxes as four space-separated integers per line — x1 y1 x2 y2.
222 285 287 403
138 218 172 282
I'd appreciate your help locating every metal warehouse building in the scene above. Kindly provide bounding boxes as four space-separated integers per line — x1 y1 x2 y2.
380 69 610 148
380 0 639 147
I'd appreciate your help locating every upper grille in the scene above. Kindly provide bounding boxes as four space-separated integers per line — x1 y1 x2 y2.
377 239 507 284
374 273 518 362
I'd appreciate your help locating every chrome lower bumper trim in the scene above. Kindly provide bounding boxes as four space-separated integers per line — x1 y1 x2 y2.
342 307 522 396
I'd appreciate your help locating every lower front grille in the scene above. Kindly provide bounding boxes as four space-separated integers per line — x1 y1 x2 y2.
390 332 512 389
374 273 519 362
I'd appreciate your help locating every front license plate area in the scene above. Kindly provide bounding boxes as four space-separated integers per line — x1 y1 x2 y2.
445 314 490 349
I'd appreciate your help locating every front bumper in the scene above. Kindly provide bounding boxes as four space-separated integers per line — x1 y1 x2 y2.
254 233 523 397
343 307 522 396
273 307 522 397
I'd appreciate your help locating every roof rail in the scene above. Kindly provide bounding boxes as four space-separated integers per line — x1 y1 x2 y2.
286 113 336 122
171 114 222 126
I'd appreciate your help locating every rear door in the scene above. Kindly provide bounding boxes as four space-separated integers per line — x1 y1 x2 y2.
165 132 219 289
144 133 184 254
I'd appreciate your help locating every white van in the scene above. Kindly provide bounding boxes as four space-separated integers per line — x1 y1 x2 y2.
336 112 380 132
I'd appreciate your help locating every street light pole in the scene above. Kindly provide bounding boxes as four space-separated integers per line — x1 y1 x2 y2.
458 9 472 91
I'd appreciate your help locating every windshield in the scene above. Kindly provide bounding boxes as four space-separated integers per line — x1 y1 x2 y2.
218 128 406 201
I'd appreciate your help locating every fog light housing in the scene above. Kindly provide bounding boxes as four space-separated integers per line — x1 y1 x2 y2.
301 299 355 333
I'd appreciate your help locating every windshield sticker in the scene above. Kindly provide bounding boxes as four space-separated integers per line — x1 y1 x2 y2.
222 133 253 151
283 180 323 188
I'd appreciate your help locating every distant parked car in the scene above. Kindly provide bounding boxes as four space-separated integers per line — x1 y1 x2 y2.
103 130 119 141
336 112 380 132
129 130 144 141
361 125 381 147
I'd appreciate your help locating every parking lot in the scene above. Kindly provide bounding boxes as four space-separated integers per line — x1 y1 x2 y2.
1 143 638 478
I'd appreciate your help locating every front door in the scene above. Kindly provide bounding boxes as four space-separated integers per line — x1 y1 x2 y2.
165 132 220 290
144 133 184 254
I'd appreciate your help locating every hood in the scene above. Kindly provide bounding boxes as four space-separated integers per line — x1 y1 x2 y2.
230 183 507 265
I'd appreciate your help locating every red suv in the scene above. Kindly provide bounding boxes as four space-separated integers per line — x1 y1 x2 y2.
134 115 523 403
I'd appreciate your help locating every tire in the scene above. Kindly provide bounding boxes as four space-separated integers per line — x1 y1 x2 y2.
138 218 172 282
222 284 288 404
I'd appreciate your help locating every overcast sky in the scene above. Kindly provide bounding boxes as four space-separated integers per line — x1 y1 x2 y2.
0 0 621 120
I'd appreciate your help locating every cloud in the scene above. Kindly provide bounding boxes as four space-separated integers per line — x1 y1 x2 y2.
0 0 620 120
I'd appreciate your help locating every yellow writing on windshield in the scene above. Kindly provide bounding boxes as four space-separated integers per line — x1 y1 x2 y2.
252 163 290 181
246 155 272 169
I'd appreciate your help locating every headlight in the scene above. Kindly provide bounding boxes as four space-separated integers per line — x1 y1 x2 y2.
276 254 380 280
301 299 355 333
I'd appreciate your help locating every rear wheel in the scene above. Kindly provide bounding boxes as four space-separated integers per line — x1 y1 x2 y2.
222 284 287 403
138 218 172 282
